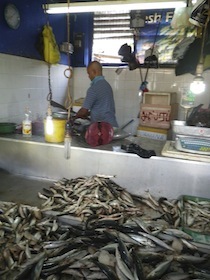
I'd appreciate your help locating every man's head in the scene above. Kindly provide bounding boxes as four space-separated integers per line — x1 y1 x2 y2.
87 61 103 81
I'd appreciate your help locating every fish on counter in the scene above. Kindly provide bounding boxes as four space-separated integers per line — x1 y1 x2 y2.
0 175 210 279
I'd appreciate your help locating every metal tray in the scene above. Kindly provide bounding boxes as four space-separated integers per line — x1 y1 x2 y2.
0 122 16 134
172 120 210 138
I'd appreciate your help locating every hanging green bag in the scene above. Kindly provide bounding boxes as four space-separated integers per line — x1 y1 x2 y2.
42 24 60 64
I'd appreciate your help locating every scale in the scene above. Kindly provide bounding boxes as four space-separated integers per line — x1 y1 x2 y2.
171 89 210 156
174 88 210 155
175 135 210 155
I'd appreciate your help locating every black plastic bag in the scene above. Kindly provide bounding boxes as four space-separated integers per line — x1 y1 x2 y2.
186 104 210 127
175 38 201 76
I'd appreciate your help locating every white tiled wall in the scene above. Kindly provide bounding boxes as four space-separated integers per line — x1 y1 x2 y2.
73 66 210 134
0 53 210 134
0 54 70 124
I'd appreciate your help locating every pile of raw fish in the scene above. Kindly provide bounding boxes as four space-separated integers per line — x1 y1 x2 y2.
0 175 210 280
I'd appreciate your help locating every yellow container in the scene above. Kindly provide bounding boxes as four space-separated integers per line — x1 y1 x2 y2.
44 118 66 143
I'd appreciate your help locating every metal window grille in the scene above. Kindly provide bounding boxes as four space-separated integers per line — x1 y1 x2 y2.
92 11 134 63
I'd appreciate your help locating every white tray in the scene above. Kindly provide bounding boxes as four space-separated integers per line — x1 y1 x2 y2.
172 120 210 138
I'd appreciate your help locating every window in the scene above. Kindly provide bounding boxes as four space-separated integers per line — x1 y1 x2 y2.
92 11 134 64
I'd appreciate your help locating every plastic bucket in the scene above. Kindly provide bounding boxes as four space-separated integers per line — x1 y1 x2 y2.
44 118 66 143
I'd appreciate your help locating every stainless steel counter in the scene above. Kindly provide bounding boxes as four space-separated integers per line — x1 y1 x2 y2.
0 133 164 155
0 134 209 200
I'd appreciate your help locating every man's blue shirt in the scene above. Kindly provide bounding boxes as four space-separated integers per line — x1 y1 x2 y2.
83 76 118 127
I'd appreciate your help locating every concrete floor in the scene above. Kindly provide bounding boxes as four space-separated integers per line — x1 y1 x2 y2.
0 168 54 207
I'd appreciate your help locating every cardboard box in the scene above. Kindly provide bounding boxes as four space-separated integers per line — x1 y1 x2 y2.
137 126 167 141
139 104 171 129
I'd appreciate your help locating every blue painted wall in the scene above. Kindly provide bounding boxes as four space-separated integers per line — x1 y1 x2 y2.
0 0 93 66
70 13 93 67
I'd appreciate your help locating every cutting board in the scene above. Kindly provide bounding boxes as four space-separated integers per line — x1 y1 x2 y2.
161 141 210 163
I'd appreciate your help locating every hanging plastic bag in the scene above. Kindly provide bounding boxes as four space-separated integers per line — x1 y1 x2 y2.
203 21 210 70
175 37 202 76
173 36 195 60
171 7 193 29
42 24 60 64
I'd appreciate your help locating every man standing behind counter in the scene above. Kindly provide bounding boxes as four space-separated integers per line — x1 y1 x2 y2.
74 61 119 128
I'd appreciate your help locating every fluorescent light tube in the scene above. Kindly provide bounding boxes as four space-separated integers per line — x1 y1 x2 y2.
43 0 186 14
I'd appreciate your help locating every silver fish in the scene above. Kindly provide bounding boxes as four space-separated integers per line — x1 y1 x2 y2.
128 233 155 247
161 272 190 280
173 254 207 263
115 246 135 280
163 228 193 240
146 258 172 279
139 232 174 251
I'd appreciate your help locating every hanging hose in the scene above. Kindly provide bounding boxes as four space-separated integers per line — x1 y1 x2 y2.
139 11 163 98
47 66 52 115
42 4 61 112
45 63 54 135
64 66 73 120
64 0 73 121
44 14 54 134
47 62 52 104
45 14 52 111
42 5 62 138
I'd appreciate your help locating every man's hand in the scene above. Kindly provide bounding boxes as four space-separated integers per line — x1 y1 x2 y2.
74 107 90 120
